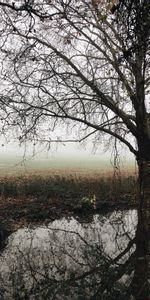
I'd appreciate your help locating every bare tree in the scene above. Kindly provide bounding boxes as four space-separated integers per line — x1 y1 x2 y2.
0 0 149 205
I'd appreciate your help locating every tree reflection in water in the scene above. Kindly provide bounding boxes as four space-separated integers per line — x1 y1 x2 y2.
0 208 149 299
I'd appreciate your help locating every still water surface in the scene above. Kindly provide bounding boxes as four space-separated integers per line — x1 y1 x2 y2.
0 210 139 299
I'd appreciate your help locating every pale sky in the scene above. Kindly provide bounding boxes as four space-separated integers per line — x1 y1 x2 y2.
0 139 135 162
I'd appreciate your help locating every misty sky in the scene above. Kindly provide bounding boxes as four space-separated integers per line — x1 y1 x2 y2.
0 139 135 163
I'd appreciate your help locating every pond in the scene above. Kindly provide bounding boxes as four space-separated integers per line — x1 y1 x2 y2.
0 208 149 299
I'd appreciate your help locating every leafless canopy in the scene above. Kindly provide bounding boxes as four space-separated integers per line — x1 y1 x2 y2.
0 0 149 157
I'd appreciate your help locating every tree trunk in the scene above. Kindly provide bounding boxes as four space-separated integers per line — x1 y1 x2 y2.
130 112 150 299
137 114 150 208
131 135 150 299
131 206 150 300
138 160 150 209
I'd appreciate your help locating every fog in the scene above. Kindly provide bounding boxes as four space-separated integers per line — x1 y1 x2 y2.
0 139 135 176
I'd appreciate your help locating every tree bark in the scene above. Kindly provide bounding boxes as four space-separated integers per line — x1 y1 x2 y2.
130 207 150 300
138 160 150 209
131 120 150 298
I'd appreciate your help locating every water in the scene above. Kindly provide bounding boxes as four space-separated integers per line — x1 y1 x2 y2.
0 209 137 299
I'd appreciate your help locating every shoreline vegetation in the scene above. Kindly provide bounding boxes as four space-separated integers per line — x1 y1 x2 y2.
0 171 137 231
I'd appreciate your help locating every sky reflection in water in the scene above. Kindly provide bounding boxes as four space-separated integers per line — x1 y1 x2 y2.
1 209 149 299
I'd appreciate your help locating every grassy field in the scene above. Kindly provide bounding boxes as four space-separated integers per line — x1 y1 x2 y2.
0 158 111 176
0 172 137 202
0 155 135 176
0 155 137 203
0 156 137 228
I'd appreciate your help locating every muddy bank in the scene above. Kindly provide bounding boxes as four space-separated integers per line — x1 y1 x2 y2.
0 193 137 230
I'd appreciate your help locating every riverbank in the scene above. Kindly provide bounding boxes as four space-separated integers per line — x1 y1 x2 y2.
0 173 137 230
